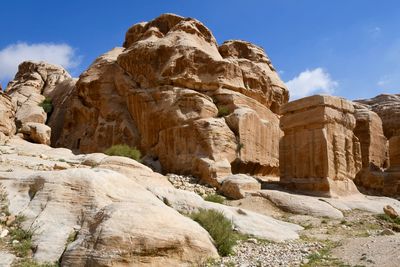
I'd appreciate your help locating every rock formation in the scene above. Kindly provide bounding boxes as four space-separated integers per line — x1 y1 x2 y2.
279 95 362 197
0 92 16 144
356 94 400 139
5 61 72 145
352 103 388 193
0 137 304 265
354 94 400 197
384 135 400 196
54 14 288 185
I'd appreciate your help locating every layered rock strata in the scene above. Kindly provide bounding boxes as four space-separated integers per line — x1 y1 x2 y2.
54 14 288 185
279 95 362 197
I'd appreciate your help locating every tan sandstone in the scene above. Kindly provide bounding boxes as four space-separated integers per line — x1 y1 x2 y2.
356 94 400 139
279 95 362 197
54 14 288 185
0 92 16 144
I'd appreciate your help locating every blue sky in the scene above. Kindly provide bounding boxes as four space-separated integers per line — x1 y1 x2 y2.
1 0 399 100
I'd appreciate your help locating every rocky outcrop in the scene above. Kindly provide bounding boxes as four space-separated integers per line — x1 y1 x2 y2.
54 14 288 185
0 92 16 143
384 135 400 196
279 95 362 197
5 61 72 144
0 137 308 265
0 138 219 265
352 103 388 193
356 94 400 139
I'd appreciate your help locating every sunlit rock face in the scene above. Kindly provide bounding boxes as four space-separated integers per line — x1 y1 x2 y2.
279 95 362 197
54 13 288 185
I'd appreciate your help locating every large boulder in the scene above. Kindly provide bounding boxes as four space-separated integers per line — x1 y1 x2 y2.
55 14 288 185
279 95 362 197
5 61 72 144
0 92 16 143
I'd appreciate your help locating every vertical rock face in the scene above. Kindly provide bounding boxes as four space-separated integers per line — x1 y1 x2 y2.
356 94 400 139
55 13 288 185
5 61 72 144
0 92 16 143
353 104 388 169
352 103 388 194
354 94 400 197
279 95 362 197
384 135 400 196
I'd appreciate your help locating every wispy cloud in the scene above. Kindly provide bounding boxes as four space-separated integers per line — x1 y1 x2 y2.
286 68 338 100
0 42 80 84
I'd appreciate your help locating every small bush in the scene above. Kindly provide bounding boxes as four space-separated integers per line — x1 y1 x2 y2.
17 259 59 267
190 209 237 256
104 144 141 161
377 213 400 225
39 98 53 114
204 194 225 204
217 106 230 117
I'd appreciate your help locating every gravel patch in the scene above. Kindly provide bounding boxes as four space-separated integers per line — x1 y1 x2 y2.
216 239 322 267
167 174 217 197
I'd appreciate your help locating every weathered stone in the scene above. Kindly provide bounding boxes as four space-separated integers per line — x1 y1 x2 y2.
0 139 218 265
258 190 344 219
383 205 399 219
356 94 400 139
219 174 261 199
0 92 16 143
384 135 400 196
54 14 288 185
19 122 51 145
279 95 362 197
6 61 71 127
353 103 389 194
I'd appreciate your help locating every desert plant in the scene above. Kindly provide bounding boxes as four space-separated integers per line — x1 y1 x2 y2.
104 144 141 161
217 106 230 117
39 98 53 114
190 209 237 256
376 213 400 225
204 194 225 204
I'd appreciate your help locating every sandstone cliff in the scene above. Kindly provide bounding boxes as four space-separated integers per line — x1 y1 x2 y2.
53 14 288 185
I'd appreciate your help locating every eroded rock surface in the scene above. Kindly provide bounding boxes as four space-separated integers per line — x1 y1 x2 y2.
0 137 304 265
54 13 288 185
279 95 362 197
356 94 400 139
5 61 72 144
0 92 16 143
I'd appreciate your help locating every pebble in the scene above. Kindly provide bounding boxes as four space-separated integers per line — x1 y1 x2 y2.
0 229 9 238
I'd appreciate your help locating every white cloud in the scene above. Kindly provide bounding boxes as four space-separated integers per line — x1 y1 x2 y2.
0 42 80 84
286 68 338 100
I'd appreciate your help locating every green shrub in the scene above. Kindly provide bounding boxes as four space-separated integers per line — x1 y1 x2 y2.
104 144 141 161
190 209 237 256
204 194 225 204
376 213 400 225
39 98 53 114
17 259 59 267
10 226 34 257
217 106 230 117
